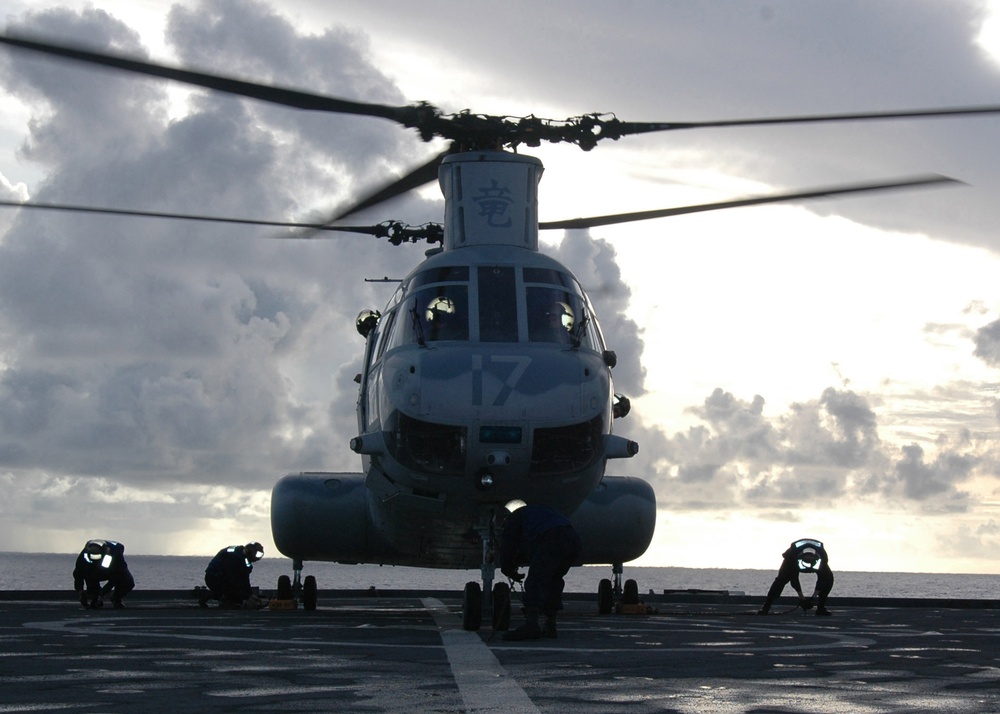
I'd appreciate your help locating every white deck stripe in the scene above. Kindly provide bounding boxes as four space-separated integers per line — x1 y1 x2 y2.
422 597 540 713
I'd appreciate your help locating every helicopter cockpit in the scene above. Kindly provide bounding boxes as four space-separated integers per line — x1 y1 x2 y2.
527 293 575 345
374 263 603 352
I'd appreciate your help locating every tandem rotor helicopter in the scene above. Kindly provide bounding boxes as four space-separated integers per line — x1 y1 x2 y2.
3 32 999 630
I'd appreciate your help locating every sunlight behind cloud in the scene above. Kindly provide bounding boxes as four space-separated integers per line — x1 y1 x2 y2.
976 0 1000 67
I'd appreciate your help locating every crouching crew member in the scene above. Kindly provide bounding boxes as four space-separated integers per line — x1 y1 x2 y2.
758 538 834 616
204 542 264 608
498 504 583 641
73 539 135 609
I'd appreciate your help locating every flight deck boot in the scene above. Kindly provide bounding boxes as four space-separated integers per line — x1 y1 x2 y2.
503 606 542 641
815 593 832 616
543 611 558 639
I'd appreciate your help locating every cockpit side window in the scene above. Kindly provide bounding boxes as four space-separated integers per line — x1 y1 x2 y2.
372 309 395 360
578 290 607 351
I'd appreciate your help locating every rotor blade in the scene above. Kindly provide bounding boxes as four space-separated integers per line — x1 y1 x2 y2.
609 106 1000 139
0 199 391 236
7 34 1000 151
0 34 417 123
539 174 962 230
333 147 451 221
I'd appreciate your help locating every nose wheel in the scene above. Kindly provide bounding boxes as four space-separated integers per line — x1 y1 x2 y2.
274 560 318 611
302 574 317 610
462 514 511 631
462 581 482 630
491 581 511 630
598 578 613 614
597 563 639 614
462 579 513 631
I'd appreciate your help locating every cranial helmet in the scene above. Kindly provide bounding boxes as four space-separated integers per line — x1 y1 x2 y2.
550 301 574 330
795 545 822 572
244 542 264 561
85 540 106 557
425 296 456 322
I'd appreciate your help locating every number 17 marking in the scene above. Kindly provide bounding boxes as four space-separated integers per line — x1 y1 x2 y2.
472 355 531 406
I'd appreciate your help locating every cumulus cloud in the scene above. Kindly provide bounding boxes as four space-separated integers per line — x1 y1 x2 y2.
974 318 1000 367
893 443 974 505
0 1 433 508
644 386 987 514
0 171 27 200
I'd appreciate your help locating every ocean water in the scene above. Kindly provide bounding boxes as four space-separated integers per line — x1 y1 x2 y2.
3 551 999 600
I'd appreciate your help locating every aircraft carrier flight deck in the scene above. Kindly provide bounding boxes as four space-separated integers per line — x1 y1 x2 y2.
3 590 1000 713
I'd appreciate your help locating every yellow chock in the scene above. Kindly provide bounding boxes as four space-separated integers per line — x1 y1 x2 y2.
619 602 652 615
268 599 298 611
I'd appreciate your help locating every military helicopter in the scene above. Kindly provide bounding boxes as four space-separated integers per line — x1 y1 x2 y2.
2 33 997 629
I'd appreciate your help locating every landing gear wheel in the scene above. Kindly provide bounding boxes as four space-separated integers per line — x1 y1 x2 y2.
623 578 639 605
302 575 317 611
491 582 511 631
277 574 292 600
462 581 482 631
598 578 613 614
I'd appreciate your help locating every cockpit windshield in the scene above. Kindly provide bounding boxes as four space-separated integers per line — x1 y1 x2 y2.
395 285 470 346
526 288 577 344
523 269 603 351
382 264 605 351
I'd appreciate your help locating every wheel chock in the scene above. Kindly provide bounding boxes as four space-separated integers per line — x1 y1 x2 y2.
268 598 298 611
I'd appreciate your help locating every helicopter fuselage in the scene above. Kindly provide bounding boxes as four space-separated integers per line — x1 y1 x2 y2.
352 244 626 562
271 152 651 569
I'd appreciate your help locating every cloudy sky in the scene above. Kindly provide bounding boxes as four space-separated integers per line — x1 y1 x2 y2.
2 0 1000 575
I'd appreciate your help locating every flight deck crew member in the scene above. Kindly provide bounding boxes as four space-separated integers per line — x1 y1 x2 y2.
498 504 583 640
73 539 135 609
204 542 264 608
758 538 834 616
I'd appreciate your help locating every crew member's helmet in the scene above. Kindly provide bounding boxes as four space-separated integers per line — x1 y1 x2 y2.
425 296 456 323
792 539 825 572
83 539 113 567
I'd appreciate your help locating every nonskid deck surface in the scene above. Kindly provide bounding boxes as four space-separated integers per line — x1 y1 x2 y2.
3 592 1000 713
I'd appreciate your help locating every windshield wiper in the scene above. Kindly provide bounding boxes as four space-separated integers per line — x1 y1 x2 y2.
410 306 426 347
570 313 590 348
